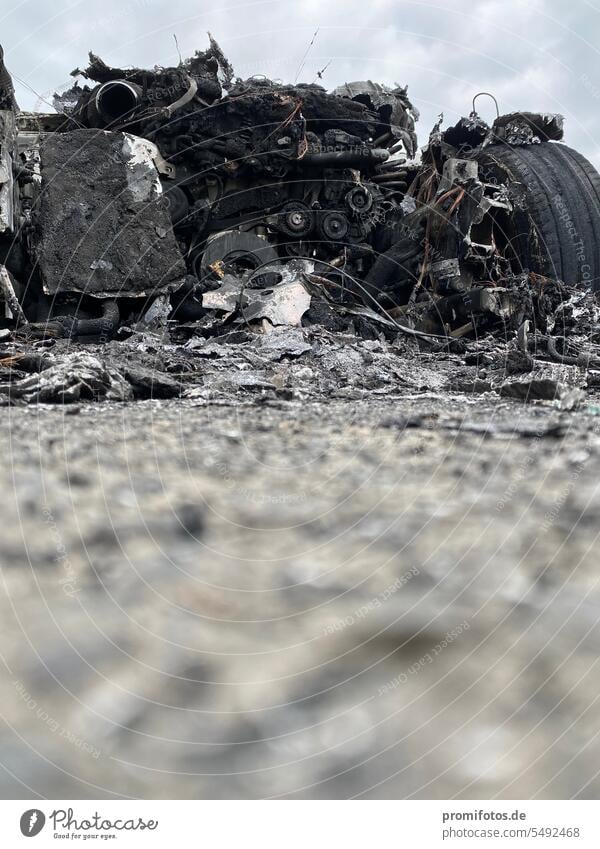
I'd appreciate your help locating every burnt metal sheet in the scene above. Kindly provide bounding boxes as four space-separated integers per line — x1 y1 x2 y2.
33 129 186 297
0 110 16 233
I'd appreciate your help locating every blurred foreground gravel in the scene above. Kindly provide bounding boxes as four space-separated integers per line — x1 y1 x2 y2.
1 385 600 799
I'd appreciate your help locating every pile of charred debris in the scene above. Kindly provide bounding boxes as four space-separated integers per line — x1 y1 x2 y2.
1 37 600 406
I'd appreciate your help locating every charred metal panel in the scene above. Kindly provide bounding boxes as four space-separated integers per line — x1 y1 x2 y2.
34 129 186 297
0 110 16 233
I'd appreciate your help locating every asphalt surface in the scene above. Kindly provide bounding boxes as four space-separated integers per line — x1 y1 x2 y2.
1 357 600 799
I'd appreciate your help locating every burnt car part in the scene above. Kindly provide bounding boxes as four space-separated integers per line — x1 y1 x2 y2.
0 112 188 337
87 80 143 127
0 108 17 237
0 265 26 325
361 97 600 339
2 34 600 345
23 298 120 339
33 129 186 299
55 53 419 307
0 45 17 111
472 142 600 290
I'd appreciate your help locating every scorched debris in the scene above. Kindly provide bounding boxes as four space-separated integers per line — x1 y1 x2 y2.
1 36 600 405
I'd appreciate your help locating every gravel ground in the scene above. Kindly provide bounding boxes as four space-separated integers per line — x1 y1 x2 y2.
1 332 600 799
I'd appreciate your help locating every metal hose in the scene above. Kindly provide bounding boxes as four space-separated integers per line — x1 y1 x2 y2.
298 148 390 169
23 299 120 340
546 335 600 369
73 299 120 338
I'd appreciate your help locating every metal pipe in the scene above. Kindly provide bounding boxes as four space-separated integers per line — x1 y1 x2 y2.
90 80 142 126
297 147 390 169
0 265 27 326
372 172 408 183
373 131 392 147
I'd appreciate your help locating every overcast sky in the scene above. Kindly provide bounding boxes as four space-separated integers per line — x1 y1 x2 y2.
2 0 600 165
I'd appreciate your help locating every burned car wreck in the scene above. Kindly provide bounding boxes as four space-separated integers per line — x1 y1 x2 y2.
1 37 600 404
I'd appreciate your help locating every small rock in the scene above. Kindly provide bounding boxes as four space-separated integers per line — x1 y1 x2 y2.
175 503 205 537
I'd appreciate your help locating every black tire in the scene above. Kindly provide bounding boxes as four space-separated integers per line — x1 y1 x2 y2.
473 142 600 290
